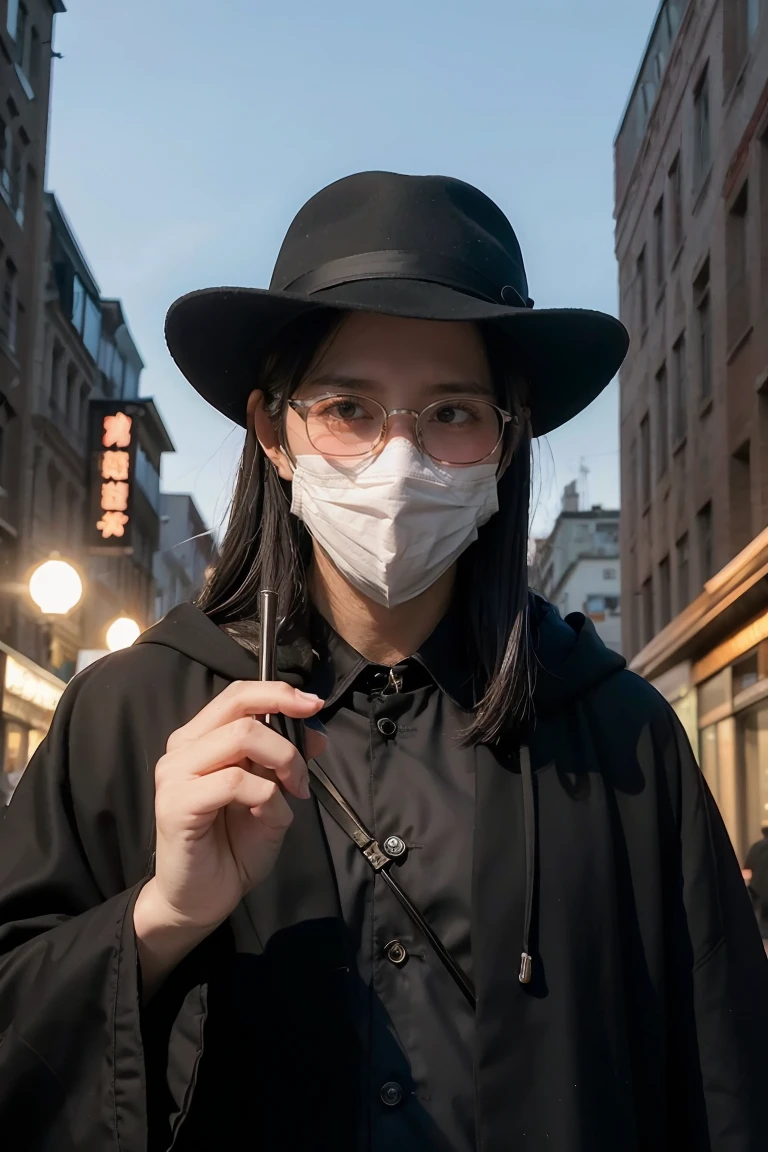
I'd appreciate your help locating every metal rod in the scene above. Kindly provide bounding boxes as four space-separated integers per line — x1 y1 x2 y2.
259 589 279 725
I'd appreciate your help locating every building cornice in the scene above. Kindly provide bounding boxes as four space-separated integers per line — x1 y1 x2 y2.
630 526 768 681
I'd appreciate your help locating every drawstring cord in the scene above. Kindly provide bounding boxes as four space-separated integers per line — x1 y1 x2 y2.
519 743 535 984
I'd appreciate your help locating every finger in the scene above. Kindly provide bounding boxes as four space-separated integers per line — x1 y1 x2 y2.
169 681 324 749
159 717 311 799
160 768 293 833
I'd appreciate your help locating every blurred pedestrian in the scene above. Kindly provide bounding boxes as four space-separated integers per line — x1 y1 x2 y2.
0 172 766 1151
744 826 768 954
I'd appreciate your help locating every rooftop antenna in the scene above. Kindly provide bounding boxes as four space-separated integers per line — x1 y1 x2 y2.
579 458 590 511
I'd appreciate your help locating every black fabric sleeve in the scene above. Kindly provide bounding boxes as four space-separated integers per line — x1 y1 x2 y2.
668 709 768 1152
0 664 222 1152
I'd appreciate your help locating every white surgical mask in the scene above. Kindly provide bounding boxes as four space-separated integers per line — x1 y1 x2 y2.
290 438 499 607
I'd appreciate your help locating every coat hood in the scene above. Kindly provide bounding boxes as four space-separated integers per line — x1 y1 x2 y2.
135 594 626 718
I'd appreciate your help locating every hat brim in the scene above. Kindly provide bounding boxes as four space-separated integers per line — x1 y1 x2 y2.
164 279 628 437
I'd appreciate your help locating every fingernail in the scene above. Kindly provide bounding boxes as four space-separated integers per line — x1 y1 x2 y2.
296 690 322 703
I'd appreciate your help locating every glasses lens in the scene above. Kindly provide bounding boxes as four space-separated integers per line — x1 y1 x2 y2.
418 399 504 464
305 395 385 457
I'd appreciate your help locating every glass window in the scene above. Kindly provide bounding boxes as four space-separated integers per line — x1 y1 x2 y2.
82 295 101 361
654 196 665 288
700 724 720 798
135 442 160 512
640 414 651 507
693 68 711 186
71 275 85 334
636 247 648 332
6 0 19 39
123 362 139 398
672 332 687 442
669 152 683 252
726 182 749 348
676 533 689 610
585 595 606 616
656 363 669 478
697 501 714 582
2 260 18 351
603 567 617 580
659 555 672 627
13 3 27 69
741 704 768 851
110 350 124 392
699 667 730 717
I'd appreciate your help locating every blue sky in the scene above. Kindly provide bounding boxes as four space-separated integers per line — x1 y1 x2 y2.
47 0 660 537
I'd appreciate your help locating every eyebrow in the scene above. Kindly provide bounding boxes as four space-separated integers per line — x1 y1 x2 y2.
304 374 495 398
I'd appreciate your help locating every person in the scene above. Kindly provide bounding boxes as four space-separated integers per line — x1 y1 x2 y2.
744 825 768 952
0 170 766 1152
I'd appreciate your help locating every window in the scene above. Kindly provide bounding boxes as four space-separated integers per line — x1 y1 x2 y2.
654 196 665 288
10 132 25 222
730 440 752 556
727 182 750 347
13 3 28 70
697 501 714 582
628 436 638 526
669 152 683 252
28 27 40 90
749 0 761 40
123 362 139 398
603 567 617 580
694 259 713 400
82 296 101 362
585 595 606 617
640 413 651 507
656 363 669 478
65 364 77 424
637 247 648 332
676 533 690 609
0 118 9 196
672 332 687 443
642 577 655 646
71 275 85 334
6 0 19 39
726 0 762 88
659 556 672 627
1 261 18 351
693 68 712 187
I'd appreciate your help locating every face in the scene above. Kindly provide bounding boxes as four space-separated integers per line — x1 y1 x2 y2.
250 313 500 480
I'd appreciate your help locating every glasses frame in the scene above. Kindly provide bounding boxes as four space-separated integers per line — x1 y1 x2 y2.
287 392 518 466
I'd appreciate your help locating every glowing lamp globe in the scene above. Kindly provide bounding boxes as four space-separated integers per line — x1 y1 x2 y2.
29 560 83 616
106 617 141 652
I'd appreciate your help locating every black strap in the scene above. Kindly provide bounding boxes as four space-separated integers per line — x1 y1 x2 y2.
308 760 476 1009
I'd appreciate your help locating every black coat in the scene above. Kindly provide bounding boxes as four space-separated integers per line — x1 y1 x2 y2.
0 600 766 1151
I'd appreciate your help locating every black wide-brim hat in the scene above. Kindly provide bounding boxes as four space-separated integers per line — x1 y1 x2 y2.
165 171 628 437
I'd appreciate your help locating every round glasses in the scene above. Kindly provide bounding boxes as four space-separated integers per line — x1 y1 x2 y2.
288 393 516 465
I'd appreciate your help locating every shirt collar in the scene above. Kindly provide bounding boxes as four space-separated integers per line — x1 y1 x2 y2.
307 603 476 712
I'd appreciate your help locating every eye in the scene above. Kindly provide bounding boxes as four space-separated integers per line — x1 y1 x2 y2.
430 402 480 426
313 396 374 421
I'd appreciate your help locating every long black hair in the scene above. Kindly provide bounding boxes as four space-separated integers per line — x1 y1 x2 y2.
197 309 533 743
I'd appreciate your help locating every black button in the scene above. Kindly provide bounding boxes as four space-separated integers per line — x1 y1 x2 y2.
380 1081 403 1107
384 940 408 966
377 717 397 737
383 834 406 858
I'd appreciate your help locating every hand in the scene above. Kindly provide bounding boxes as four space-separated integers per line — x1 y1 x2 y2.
133 681 325 993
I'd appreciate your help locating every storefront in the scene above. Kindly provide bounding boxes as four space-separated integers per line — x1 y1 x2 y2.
631 528 768 866
0 641 64 804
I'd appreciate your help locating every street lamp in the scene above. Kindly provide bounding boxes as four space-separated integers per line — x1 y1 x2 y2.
105 616 141 652
28 559 83 616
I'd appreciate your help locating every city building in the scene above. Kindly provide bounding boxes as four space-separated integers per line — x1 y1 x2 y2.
529 482 622 653
153 492 216 619
0 0 64 643
14 192 174 679
614 0 768 859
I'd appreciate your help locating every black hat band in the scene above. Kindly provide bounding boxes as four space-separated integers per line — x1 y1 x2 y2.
280 250 534 310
